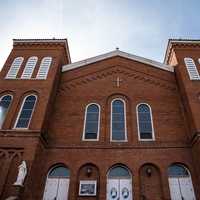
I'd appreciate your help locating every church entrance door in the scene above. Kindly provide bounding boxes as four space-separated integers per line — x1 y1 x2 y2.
107 165 132 200
43 178 69 200
43 165 70 200
168 164 196 200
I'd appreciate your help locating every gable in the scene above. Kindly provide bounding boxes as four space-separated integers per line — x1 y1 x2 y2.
59 59 176 94
62 50 174 73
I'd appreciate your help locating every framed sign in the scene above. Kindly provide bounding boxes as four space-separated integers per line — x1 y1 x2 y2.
79 180 97 196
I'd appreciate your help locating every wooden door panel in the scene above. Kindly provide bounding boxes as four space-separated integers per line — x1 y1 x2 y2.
120 179 132 200
107 179 119 200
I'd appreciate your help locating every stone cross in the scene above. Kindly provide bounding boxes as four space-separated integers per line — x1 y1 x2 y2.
113 77 123 87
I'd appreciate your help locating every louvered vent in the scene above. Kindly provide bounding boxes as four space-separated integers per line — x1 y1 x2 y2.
21 56 38 79
184 58 200 80
36 57 52 79
6 57 24 79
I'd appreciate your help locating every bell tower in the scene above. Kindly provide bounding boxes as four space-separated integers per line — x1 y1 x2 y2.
0 38 71 133
165 39 200 174
165 39 200 137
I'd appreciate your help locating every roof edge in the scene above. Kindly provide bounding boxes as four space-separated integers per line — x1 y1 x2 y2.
13 38 71 63
164 39 200 64
62 49 174 73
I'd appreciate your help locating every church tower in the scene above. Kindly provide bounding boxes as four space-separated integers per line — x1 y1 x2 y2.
0 39 70 132
165 39 200 180
0 39 70 199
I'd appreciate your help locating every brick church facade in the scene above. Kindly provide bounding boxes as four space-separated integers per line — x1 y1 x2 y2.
0 38 200 200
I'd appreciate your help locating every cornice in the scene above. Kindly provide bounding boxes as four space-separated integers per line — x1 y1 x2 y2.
63 49 174 73
164 39 200 64
13 38 71 63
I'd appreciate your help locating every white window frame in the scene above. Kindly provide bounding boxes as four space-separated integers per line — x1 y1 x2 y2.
136 103 155 141
36 56 52 79
13 94 37 129
110 98 127 142
0 94 13 128
184 57 200 80
82 103 101 141
5 57 24 79
21 56 38 79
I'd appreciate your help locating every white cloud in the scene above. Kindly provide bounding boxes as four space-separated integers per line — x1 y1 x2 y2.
0 0 200 69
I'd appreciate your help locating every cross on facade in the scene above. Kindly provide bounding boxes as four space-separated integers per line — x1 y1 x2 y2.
113 77 123 87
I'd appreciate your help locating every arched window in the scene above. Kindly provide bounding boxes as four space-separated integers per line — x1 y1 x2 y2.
111 99 127 141
21 56 38 79
137 103 154 140
168 165 189 177
6 57 24 79
83 103 100 140
14 95 37 129
0 95 12 128
43 165 70 200
168 164 196 199
107 165 132 199
108 166 131 179
36 57 52 79
184 57 200 80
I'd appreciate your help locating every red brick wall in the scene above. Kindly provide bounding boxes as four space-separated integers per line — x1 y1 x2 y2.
0 41 200 200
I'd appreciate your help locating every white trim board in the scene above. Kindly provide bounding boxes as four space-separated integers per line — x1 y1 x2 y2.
62 49 174 73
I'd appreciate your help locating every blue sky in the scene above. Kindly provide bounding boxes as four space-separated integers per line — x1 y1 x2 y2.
0 0 200 67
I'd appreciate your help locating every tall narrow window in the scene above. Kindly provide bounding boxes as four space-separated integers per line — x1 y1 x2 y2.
184 58 200 80
21 56 38 79
6 57 24 79
0 95 12 128
111 99 127 141
83 104 100 140
36 57 52 79
137 103 154 140
14 95 37 129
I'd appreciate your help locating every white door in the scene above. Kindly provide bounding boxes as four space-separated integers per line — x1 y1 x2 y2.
43 178 69 200
179 177 196 200
107 179 132 200
43 178 59 200
169 177 196 200
107 179 119 200
120 179 132 200
168 178 182 200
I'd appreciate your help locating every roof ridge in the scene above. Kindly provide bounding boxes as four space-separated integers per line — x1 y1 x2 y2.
62 50 174 73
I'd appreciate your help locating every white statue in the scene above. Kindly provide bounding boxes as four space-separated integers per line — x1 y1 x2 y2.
13 160 27 186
